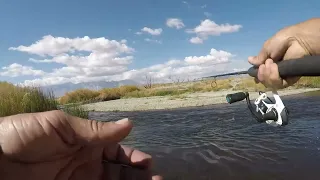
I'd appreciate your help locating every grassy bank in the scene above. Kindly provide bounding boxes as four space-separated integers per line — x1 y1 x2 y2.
58 79 238 105
0 81 89 118
58 76 320 105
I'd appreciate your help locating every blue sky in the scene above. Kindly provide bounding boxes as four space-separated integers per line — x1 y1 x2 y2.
0 0 319 86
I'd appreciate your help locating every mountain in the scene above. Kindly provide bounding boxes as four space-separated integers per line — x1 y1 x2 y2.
40 79 139 97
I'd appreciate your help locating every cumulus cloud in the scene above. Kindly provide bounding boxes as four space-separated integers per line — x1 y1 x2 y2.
14 47 236 86
184 49 233 65
121 48 234 83
186 19 242 44
166 18 185 29
137 27 163 36
190 37 204 44
144 38 162 44
9 35 134 57
7 35 134 85
6 33 242 87
0 63 46 77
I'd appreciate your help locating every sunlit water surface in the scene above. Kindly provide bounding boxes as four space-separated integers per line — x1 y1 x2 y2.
91 92 320 180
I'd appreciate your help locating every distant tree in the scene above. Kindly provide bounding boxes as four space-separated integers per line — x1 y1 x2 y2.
144 75 153 89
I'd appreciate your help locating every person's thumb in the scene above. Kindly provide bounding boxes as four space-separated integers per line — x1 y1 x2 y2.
248 46 269 66
67 114 133 145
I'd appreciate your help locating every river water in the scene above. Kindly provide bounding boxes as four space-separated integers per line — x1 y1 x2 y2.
90 92 320 180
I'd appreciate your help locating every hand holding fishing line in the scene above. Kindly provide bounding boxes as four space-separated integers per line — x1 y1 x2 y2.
248 18 320 89
0 111 162 180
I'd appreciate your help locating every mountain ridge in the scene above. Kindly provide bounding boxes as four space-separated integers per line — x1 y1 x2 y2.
40 79 139 97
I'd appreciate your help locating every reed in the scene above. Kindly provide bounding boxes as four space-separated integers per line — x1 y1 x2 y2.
0 81 88 118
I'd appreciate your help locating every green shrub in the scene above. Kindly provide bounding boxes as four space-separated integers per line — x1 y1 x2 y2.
60 88 100 104
59 85 140 104
61 104 89 119
0 81 89 119
0 82 57 117
96 88 121 101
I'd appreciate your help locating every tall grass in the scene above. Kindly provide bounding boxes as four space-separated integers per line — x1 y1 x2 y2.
57 76 320 105
294 77 320 88
60 85 140 104
188 78 233 92
232 78 267 92
124 88 189 98
0 82 58 117
0 81 88 118
59 88 100 104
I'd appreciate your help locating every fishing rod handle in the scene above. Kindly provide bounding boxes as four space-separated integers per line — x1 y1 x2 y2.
247 55 320 78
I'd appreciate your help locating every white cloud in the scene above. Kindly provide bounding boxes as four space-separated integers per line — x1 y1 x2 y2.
9 35 134 57
144 38 162 44
186 19 242 44
182 1 190 8
17 48 235 86
0 63 46 77
8 35 134 85
120 39 127 44
184 49 233 65
190 37 203 44
8 34 241 87
138 27 163 36
204 12 212 17
201 4 207 8
166 18 185 29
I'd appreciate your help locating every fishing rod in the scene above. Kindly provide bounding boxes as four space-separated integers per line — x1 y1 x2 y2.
205 56 320 126
203 70 248 79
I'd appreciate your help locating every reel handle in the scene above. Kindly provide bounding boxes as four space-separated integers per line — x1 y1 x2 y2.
248 55 320 78
226 92 248 104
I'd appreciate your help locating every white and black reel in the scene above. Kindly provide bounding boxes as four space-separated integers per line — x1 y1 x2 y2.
226 91 289 126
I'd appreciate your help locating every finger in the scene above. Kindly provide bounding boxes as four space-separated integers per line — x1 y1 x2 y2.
254 77 259 84
265 58 274 68
153 175 164 180
248 44 269 66
269 62 283 89
103 163 153 180
269 36 291 62
264 58 274 86
284 77 301 88
69 159 103 180
104 144 152 170
257 64 266 83
66 113 133 145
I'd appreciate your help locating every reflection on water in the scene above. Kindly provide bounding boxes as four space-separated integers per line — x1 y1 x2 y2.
90 92 320 180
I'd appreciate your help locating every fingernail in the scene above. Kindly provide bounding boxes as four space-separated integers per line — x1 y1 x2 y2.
115 118 129 125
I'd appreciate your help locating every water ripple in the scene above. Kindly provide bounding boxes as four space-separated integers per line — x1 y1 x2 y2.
90 94 320 180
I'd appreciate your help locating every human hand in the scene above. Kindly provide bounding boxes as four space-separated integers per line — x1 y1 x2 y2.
0 110 162 180
248 18 320 89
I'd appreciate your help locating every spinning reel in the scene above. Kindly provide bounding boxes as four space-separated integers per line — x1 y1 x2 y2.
226 91 289 126
203 55 320 126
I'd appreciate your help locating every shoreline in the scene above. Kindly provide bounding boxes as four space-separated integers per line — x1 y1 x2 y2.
82 88 320 112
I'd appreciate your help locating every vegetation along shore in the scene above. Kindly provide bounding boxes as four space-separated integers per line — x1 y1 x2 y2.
60 76 320 112
0 82 89 118
1 76 320 115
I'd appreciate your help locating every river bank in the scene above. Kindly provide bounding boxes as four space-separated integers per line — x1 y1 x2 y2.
82 88 320 112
